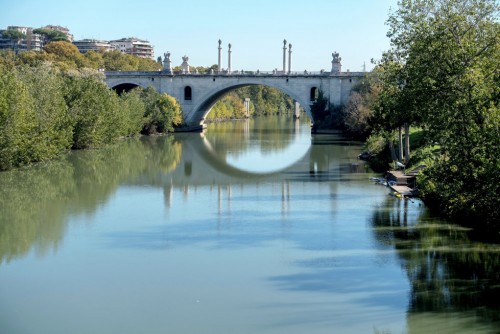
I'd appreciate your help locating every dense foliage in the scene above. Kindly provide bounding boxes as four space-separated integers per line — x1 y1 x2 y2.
367 0 499 228
0 29 25 40
1 42 162 72
32 28 69 42
0 57 183 170
140 87 183 133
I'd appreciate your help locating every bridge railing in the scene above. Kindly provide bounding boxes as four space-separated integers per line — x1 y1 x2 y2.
105 70 366 77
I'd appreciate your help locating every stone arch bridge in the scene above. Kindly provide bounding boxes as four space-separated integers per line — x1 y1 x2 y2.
105 70 364 131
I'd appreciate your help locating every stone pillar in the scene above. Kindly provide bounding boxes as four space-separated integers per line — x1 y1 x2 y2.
218 39 222 73
288 43 292 74
228 43 232 74
282 39 287 73
294 100 300 119
244 98 250 118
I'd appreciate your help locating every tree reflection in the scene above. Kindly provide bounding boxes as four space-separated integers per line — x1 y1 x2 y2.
370 196 500 329
0 136 182 264
205 116 304 160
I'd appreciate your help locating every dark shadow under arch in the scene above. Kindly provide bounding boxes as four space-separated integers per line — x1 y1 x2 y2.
112 83 140 95
310 87 318 101
184 86 192 100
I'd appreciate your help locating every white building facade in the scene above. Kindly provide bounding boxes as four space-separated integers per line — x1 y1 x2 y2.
109 37 154 58
73 39 113 53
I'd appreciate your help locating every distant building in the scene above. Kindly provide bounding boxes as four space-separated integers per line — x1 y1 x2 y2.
0 35 17 51
25 29 44 51
0 25 156 59
0 26 44 51
109 37 154 58
7 26 30 35
42 25 73 42
73 39 113 53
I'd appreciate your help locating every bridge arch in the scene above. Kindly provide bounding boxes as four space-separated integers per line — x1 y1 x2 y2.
190 81 313 126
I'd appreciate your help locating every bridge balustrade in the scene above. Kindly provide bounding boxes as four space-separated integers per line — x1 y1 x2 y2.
106 70 364 77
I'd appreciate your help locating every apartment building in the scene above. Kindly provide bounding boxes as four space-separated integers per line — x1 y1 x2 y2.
42 25 73 42
0 26 43 51
73 39 113 53
109 37 154 58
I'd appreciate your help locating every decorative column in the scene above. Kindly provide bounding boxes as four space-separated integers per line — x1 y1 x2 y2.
218 39 222 73
228 43 232 74
282 39 287 73
288 43 292 74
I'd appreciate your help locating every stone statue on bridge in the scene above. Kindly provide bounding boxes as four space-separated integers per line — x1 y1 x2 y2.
181 55 190 74
331 51 342 74
163 51 172 74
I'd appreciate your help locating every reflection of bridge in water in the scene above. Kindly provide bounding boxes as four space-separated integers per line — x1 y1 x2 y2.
131 127 368 209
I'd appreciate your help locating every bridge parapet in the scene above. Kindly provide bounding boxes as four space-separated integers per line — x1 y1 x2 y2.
105 71 365 78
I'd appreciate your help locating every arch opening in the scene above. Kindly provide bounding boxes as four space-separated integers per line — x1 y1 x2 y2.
112 83 140 95
184 86 192 100
310 87 318 102
193 83 313 126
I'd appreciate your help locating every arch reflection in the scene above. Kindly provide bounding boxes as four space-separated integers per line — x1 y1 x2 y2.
202 117 311 175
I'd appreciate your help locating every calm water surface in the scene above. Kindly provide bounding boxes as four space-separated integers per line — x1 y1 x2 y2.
1 116 499 334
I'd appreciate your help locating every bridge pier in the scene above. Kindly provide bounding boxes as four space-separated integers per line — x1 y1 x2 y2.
293 101 300 119
244 98 251 118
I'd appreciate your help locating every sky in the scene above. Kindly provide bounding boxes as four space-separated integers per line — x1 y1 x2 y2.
1 0 399 72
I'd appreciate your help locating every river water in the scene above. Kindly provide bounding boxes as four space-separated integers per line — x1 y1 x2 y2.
0 115 499 334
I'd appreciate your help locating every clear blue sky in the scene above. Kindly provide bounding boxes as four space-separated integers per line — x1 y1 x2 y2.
1 0 398 71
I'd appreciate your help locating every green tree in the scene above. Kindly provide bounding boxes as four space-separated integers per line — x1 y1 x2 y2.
33 28 68 42
379 0 500 228
207 92 246 120
17 63 73 160
136 56 162 71
141 87 183 134
84 51 105 70
1 29 25 40
102 50 139 71
63 71 121 149
341 70 382 139
119 89 147 136
0 50 16 69
15 50 48 67
0 29 25 53
44 41 87 70
310 90 342 131
0 67 38 169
